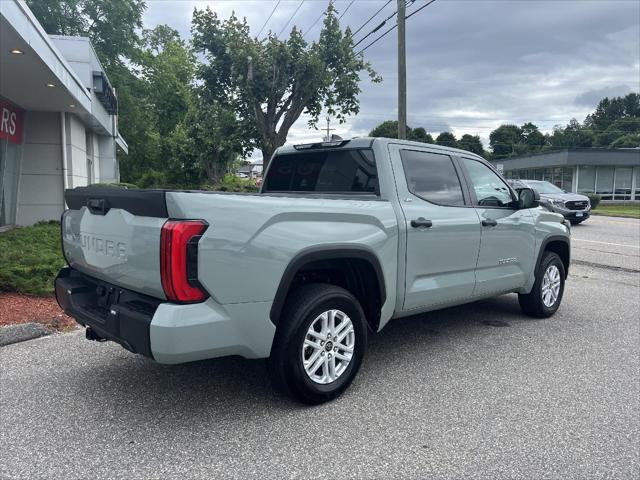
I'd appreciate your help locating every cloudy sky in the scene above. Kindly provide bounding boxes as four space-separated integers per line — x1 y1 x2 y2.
143 0 640 158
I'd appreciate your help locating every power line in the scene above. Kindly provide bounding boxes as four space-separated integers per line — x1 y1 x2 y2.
257 0 281 38
406 0 437 20
303 2 329 38
278 0 305 37
352 0 392 36
339 0 356 20
356 0 437 54
353 1 407 48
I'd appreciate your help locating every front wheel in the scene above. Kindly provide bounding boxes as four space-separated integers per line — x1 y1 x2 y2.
268 284 368 404
518 251 565 318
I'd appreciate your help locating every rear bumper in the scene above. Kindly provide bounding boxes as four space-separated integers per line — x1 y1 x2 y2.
55 267 276 363
55 267 159 358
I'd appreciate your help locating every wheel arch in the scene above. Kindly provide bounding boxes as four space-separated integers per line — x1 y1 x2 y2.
270 246 387 331
537 235 570 278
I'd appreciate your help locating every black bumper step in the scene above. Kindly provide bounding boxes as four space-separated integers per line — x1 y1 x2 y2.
55 267 161 358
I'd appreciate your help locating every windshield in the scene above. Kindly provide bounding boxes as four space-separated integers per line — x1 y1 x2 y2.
523 180 564 194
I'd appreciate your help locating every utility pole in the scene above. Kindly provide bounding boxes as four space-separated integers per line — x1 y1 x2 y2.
324 116 335 141
397 0 407 139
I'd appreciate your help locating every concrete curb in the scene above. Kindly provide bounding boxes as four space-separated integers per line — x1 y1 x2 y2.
0 323 52 347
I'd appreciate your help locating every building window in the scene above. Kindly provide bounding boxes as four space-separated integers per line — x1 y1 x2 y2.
561 167 573 192
0 138 21 227
596 166 615 200
578 165 596 194
614 167 633 201
635 167 640 201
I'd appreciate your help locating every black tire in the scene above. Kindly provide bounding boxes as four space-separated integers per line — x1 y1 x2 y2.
268 283 368 404
518 251 565 318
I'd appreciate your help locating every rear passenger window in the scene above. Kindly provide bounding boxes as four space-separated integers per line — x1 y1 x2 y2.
262 149 379 194
400 150 465 206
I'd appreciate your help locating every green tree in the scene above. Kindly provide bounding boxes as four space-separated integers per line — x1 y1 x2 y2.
584 93 640 131
594 116 640 147
189 98 256 184
369 120 434 143
26 0 145 70
609 133 640 148
369 120 400 138
118 25 200 185
436 132 457 148
489 124 523 158
408 127 434 144
545 119 594 150
457 134 484 156
192 3 379 168
521 122 546 151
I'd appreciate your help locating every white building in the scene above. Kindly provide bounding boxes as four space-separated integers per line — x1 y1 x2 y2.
0 0 126 227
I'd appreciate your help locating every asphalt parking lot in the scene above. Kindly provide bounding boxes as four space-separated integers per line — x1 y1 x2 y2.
1 217 639 479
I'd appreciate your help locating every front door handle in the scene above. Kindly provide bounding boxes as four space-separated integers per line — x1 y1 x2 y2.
411 218 433 228
481 218 498 227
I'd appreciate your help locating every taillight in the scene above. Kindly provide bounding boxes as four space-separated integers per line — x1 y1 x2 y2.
160 220 208 303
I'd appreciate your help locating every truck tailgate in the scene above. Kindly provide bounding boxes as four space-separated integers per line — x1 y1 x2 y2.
62 188 168 299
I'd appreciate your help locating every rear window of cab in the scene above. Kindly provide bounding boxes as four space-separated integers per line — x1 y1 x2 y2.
262 149 379 195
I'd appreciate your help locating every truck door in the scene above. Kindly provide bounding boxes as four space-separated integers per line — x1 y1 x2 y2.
458 157 536 296
390 146 481 311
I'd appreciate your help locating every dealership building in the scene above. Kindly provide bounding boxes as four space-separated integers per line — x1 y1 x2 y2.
0 0 126 228
498 148 640 201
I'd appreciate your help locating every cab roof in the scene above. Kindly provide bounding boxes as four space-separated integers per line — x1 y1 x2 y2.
275 137 485 161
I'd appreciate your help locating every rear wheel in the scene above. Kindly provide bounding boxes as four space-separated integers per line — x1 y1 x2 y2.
268 284 367 404
518 251 565 318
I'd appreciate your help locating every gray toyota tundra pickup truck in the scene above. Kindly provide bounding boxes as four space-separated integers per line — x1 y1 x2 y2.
56 137 570 404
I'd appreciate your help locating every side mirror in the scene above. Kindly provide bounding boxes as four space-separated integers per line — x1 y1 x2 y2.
518 187 539 209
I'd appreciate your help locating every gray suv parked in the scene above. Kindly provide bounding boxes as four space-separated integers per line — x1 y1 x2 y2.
509 179 591 224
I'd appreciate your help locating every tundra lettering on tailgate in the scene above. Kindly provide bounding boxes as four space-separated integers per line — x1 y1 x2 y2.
79 234 127 259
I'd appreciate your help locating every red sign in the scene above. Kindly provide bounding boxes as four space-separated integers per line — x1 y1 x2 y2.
0 100 23 144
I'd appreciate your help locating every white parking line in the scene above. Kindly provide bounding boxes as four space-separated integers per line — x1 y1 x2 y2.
572 238 640 249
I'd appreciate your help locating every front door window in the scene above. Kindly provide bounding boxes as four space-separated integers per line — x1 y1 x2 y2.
462 158 514 207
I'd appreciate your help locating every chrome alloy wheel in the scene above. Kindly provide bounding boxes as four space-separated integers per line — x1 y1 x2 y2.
301 309 355 384
541 264 561 308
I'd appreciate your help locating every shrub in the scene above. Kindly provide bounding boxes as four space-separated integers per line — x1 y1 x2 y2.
210 174 259 193
0 221 65 296
587 194 601 210
138 170 169 189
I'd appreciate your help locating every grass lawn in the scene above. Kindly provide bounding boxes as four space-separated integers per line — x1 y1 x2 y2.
592 204 640 219
0 221 65 296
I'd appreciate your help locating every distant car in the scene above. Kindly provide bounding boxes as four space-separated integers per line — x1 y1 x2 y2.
508 179 590 224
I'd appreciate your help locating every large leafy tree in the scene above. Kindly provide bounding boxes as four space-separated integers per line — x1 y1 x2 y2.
189 98 256 184
585 93 640 131
457 134 484 156
548 119 594 149
369 120 434 143
520 122 546 151
119 25 200 185
436 132 457 148
26 0 145 70
489 124 524 159
192 3 379 167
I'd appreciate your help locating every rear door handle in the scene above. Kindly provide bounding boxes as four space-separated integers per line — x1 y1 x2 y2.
481 218 498 227
411 218 433 228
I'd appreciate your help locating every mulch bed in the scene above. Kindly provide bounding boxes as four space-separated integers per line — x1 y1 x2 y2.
0 293 77 331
